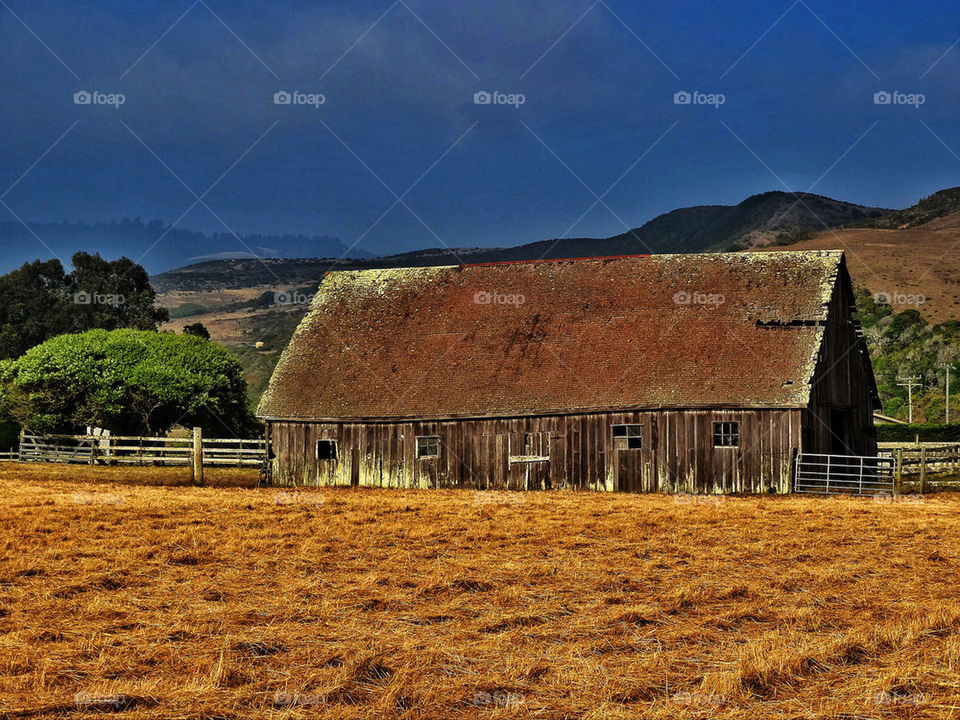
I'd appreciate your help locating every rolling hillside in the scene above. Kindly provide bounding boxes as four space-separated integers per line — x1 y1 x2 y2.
758 210 960 324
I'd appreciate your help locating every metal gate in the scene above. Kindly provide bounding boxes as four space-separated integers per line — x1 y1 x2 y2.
794 453 895 495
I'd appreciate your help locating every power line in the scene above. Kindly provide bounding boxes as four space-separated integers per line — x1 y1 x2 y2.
897 376 922 424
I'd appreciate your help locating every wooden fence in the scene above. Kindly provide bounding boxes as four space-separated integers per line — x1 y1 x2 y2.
878 442 960 492
17 433 265 468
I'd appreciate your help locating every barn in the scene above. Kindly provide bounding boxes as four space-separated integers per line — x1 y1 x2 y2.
257 250 879 493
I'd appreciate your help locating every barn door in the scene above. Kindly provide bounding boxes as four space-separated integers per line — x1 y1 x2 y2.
506 432 551 490
613 423 655 492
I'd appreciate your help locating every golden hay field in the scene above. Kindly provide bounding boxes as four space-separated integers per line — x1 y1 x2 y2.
2 465 960 719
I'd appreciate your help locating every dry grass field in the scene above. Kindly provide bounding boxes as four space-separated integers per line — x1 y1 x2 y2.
2 465 960 719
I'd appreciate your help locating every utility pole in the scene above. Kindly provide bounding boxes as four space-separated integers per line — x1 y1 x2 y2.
897 376 922 424
943 364 955 424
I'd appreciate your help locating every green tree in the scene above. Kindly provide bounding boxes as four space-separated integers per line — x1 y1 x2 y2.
0 329 258 437
68 252 169 332
0 259 74 359
0 252 169 360
182 322 211 339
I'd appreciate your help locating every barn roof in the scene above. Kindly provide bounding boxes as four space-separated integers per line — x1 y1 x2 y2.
257 251 846 421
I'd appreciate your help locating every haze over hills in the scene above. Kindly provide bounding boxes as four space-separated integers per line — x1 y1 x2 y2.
0 219 367 276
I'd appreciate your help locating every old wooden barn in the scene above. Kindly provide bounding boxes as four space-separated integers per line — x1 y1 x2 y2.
257 250 879 493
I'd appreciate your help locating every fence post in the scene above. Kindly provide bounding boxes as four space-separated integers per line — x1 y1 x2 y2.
192 427 204 486
858 456 864 495
919 445 927 494
895 448 903 494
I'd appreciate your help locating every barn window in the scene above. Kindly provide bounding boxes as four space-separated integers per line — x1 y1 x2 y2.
316 439 337 460
612 424 642 450
416 436 440 458
713 422 740 447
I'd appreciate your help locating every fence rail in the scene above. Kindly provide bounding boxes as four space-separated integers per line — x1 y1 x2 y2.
17 433 265 467
878 443 960 477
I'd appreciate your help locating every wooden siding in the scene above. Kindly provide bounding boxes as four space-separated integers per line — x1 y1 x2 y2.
267 408 802 493
802 267 878 457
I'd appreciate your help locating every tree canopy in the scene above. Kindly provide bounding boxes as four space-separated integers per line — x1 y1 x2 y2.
0 329 258 437
0 252 169 359
182 322 210 339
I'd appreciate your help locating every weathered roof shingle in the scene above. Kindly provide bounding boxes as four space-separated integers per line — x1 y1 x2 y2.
257 251 844 420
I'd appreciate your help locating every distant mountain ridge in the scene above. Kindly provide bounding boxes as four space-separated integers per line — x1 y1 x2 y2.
0 219 367 275
152 190 888 291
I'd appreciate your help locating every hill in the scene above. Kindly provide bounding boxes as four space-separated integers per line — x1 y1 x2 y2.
853 187 960 230
761 213 960 324
153 191 885 293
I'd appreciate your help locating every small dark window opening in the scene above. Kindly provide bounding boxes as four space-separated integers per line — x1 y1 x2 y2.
317 439 337 460
416 436 440 458
713 422 739 447
613 424 642 450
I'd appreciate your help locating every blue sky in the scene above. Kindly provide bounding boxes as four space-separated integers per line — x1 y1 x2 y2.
2 0 960 261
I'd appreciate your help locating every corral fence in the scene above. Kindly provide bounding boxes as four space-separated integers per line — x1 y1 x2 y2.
17 432 265 468
877 442 960 493
794 453 896 495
